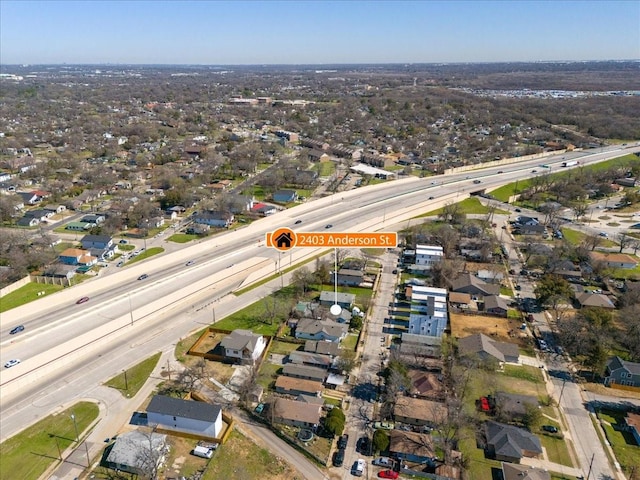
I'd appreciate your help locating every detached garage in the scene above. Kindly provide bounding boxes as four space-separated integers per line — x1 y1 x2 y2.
147 395 223 439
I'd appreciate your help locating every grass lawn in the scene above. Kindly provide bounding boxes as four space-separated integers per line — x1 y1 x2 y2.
539 432 573 466
127 246 164 264
0 282 64 313
167 233 198 243
104 352 161 397
214 310 283 336
421 196 496 217
458 428 500 480
256 362 281 390
341 333 359 352
202 430 298 480
0 402 99 480
316 161 336 177
268 340 302 355
597 408 640 474
502 364 544 384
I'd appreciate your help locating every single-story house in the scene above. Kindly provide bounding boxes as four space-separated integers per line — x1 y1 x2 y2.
625 412 640 445
576 292 616 309
518 224 547 236
282 364 327 382
304 340 340 356
251 202 278 216
502 463 550 480
336 268 364 287
399 333 442 359
65 221 94 231
318 290 355 309
272 189 297 203
450 273 500 298
448 291 472 308
458 333 519 364
409 370 444 400
604 356 640 388
17 216 39 227
147 395 223 439
590 251 639 270
476 269 504 284
58 248 98 266
388 430 435 464
294 318 347 343
104 430 168 476
275 376 323 397
219 329 267 364
272 397 321 428
24 208 54 221
80 213 106 224
393 396 447 427
288 350 334 369
484 421 542 463
80 234 113 250
193 210 234 228
482 295 509 317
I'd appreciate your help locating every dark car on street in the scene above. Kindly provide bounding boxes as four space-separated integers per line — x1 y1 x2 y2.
333 448 345 467
542 425 559 433
76 296 90 304
357 436 371 455
337 434 349 450
9 325 25 335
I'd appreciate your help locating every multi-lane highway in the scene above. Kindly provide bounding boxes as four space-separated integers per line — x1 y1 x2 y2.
0 145 638 463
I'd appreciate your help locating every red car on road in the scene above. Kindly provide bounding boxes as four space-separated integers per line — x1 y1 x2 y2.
378 470 399 479
76 296 90 304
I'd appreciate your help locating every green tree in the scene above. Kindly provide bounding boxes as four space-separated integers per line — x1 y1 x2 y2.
533 274 573 307
324 408 346 436
521 403 543 430
372 429 390 453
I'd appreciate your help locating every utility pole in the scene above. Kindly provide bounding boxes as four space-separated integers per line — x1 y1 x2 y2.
586 452 595 480
558 378 567 404
123 369 129 391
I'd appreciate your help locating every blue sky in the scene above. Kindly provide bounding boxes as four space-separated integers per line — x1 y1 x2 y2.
1 1 638 64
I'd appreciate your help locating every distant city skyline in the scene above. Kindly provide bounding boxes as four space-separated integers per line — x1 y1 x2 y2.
1 1 638 65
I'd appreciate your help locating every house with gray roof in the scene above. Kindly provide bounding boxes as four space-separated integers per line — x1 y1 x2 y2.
495 392 538 420
604 356 640 388
304 340 340 356
219 329 267 364
458 333 519 364
484 421 542 463
576 292 616 309
288 350 334 369
294 318 347 343
319 290 355 308
450 273 500 297
147 395 223 439
193 210 234 228
502 463 550 480
483 295 509 317
105 430 168 476
282 364 327 382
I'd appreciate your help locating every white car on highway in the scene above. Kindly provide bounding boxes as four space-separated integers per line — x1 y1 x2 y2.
4 359 21 368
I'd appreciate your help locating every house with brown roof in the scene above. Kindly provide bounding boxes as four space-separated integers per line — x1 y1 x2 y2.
275 376 323 397
575 292 616 309
393 396 447 427
590 252 639 270
458 333 519 364
58 248 97 267
408 370 444 400
450 273 500 298
502 463 550 480
388 430 435 464
272 398 321 428
482 295 509 317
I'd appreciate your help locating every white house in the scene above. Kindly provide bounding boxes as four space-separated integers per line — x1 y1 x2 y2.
219 329 267 364
414 244 444 270
147 395 223 439
407 286 448 338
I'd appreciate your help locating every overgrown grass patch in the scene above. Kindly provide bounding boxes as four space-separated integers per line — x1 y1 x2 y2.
167 233 199 243
127 247 164 264
0 282 64 313
0 402 99 480
502 364 544 384
597 408 640 474
104 352 162 397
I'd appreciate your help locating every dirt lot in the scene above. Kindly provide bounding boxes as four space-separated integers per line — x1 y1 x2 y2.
450 312 528 346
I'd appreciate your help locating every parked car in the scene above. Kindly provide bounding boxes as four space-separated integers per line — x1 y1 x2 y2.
372 457 394 467
4 359 20 368
378 470 399 479
9 325 25 335
514 208 522 212
373 421 395 430
357 436 371 454
352 459 366 477
76 296 90 304
599 231 608 237
337 434 349 450
254 403 265 414
542 425 559 433
333 448 345 467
